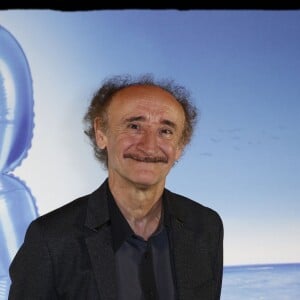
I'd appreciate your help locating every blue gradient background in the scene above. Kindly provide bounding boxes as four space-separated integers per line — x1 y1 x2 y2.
0 10 299 268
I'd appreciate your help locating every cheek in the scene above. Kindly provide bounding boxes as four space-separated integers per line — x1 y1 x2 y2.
108 134 137 153
159 142 179 158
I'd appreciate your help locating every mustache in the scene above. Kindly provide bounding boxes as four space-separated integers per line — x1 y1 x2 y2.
124 153 168 163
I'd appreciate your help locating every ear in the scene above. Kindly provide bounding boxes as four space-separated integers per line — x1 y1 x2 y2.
94 117 108 149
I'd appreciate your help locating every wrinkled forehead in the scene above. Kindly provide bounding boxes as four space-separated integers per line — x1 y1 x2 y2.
109 84 184 116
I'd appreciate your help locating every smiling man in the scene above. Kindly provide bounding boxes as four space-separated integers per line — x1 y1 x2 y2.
9 74 223 300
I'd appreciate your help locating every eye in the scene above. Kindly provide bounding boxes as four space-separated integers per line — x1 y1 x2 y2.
127 123 140 130
160 128 173 137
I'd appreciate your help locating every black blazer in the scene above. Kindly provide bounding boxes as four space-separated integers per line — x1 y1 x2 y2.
9 180 223 300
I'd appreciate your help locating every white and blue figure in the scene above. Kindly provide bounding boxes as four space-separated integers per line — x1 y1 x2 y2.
0 26 38 300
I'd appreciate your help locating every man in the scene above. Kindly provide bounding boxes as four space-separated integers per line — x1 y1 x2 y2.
9 74 223 299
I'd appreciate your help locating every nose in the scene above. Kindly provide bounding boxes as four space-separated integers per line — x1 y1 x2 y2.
136 128 158 155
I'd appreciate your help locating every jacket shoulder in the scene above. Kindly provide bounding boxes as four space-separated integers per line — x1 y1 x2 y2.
165 189 223 231
30 194 90 237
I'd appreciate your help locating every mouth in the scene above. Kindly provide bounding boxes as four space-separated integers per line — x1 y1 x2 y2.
124 153 168 164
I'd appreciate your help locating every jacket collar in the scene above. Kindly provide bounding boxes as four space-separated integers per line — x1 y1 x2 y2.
84 179 110 231
84 180 213 300
84 179 118 300
84 180 186 231
163 189 216 299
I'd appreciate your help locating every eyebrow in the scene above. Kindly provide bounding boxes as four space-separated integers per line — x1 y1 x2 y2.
124 116 177 129
124 116 145 123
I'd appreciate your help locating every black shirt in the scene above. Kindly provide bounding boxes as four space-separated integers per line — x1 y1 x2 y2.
107 186 177 300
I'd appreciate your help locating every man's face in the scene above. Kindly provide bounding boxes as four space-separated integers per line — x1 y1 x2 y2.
95 85 185 189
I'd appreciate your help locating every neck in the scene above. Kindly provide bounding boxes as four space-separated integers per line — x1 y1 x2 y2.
108 176 164 240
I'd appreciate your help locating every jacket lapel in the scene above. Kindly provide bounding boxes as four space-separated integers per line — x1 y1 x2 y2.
165 190 214 300
83 183 215 300
84 181 117 300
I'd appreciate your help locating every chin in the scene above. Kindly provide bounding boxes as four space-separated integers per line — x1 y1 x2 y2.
127 171 164 189
118 161 170 188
